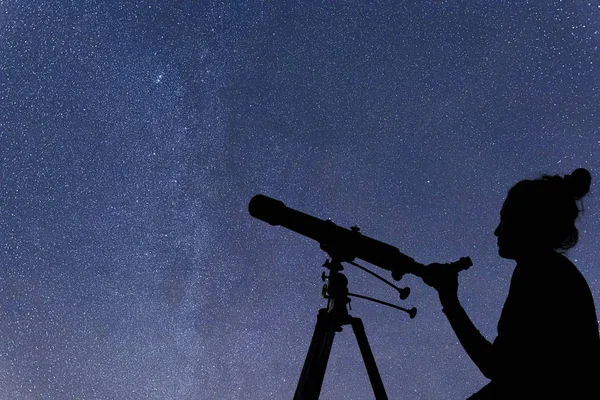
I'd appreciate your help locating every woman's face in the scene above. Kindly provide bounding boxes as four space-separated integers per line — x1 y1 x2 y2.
494 206 517 259
494 201 532 260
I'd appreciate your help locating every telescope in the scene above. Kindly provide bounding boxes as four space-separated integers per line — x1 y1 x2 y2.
248 194 471 280
249 194 472 400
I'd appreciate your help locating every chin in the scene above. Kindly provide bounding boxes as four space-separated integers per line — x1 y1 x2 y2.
498 247 516 260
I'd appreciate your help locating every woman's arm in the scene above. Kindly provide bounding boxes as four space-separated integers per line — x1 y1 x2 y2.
423 265 495 378
439 295 495 379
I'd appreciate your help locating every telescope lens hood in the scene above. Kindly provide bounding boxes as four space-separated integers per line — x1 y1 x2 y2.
248 194 287 226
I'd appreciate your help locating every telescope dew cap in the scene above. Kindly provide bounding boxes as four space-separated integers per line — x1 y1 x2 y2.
248 194 287 226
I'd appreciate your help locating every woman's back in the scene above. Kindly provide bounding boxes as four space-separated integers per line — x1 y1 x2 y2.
490 251 600 397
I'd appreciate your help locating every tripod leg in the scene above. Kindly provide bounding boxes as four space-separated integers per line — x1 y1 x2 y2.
351 317 389 400
294 309 337 400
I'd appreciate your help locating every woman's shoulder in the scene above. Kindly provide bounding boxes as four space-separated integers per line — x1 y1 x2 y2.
541 252 595 305
521 251 578 274
548 252 588 283
517 251 589 293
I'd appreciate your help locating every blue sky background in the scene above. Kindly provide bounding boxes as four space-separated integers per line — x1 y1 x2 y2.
1 1 599 399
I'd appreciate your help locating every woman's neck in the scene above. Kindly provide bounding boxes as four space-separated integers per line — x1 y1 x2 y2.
514 248 556 265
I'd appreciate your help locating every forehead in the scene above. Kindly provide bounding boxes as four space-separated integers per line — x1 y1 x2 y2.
500 193 533 218
500 197 512 213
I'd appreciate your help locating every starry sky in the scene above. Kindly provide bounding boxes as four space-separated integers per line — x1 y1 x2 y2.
0 1 599 399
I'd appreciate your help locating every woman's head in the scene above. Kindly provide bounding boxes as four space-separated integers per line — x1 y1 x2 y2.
494 168 591 260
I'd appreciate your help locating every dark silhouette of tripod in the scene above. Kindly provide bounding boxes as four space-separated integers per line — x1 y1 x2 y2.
293 259 388 400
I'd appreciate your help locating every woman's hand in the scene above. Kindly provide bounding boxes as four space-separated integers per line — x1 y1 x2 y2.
422 263 460 304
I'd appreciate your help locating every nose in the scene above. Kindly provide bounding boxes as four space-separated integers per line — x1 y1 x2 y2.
494 223 500 237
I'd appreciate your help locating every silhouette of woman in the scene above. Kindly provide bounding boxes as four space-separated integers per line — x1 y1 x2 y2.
424 168 600 399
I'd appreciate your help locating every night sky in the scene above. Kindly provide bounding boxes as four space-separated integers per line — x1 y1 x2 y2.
1 1 599 399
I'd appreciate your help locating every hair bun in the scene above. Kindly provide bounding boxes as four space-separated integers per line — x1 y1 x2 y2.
565 168 591 200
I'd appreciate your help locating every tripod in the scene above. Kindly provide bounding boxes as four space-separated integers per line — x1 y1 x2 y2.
293 258 389 400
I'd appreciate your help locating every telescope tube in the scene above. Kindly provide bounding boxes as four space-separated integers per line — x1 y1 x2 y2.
248 194 426 277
